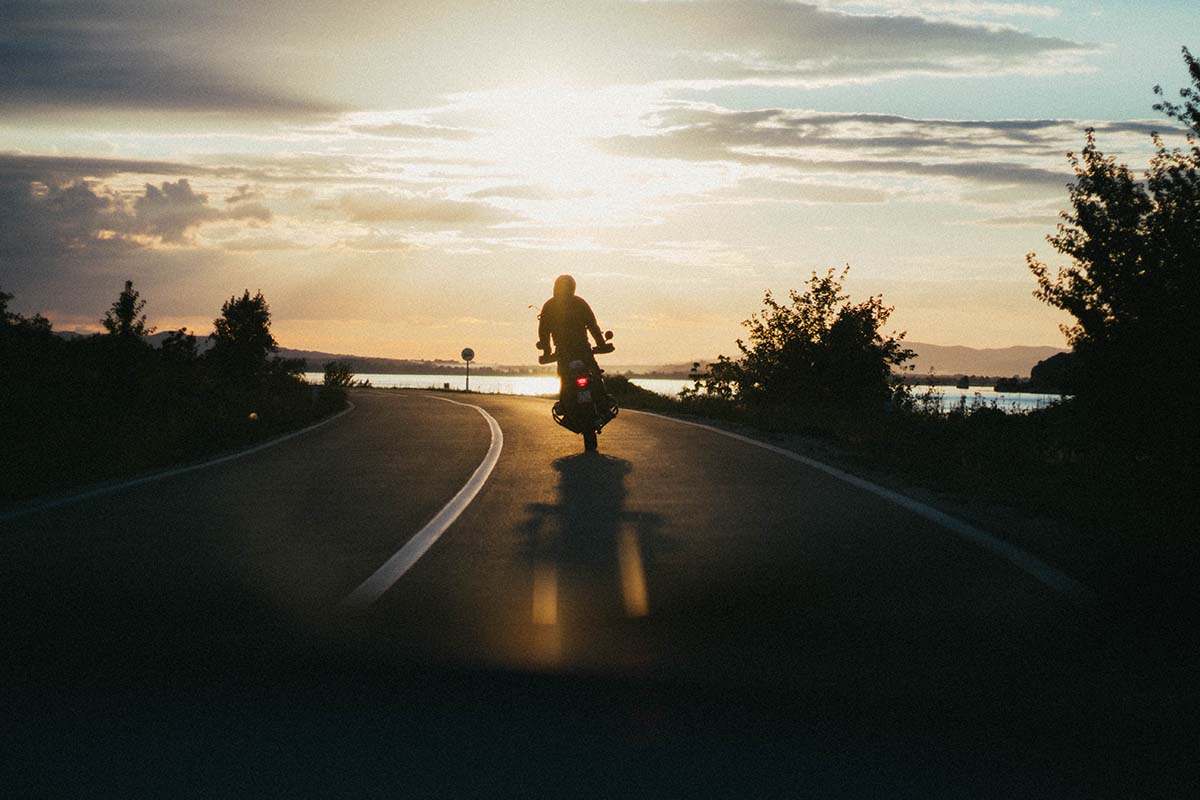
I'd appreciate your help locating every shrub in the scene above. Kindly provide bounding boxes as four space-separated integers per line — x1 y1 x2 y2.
686 267 914 419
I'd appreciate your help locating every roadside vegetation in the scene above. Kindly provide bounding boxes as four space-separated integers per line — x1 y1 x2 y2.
611 49 1200 585
0 283 346 505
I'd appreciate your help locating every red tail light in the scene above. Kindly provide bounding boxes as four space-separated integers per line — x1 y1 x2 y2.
575 376 590 388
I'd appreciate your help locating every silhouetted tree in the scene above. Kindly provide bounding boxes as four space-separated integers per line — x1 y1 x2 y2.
161 328 198 367
1028 352 1075 394
694 267 914 414
1154 46 1200 134
323 360 354 387
0 287 52 337
208 290 278 380
102 280 155 339
1027 47 1199 461
1 288 56 407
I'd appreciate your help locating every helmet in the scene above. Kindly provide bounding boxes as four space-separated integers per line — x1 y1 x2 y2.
553 274 576 298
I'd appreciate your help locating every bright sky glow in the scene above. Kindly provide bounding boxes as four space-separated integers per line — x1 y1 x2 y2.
1 1 1195 364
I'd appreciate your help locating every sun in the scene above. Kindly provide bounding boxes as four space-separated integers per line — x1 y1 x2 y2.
456 82 730 226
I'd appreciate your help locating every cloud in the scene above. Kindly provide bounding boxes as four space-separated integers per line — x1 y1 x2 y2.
0 1 336 114
735 178 890 204
0 178 133 259
226 185 263 204
198 154 404 185
817 1 1062 23
602 105 1080 187
0 153 199 181
625 106 1099 154
351 122 475 141
223 202 272 223
336 191 518 225
132 180 270 243
642 108 1180 148
220 235 305 252
337 234 417 252
468 185 592 201
0 2 1094 114
0 170 273 259
974 213 1060 226
132 180 223 243
602 0 1090 89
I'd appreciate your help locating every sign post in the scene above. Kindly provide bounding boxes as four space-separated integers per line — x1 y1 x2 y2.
461 347 475 392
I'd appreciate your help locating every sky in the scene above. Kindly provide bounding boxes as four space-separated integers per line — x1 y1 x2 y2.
1 1 1196 364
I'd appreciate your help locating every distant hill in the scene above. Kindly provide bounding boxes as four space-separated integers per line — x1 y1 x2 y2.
608 345 1068 380
144 330 213 352
61 331 1062 379
608 362 700 378
276 348 467 375
606 344 1069 380
904 342 1066 378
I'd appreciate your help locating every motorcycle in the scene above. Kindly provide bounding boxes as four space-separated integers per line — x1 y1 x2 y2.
537 331 619 452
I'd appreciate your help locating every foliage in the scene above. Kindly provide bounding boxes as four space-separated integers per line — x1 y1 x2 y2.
208 290 279 380
603 374 680 412
101 280 155 339
1027 47 1199 463
1028 352 1074 394
161 328 198 366
1 287 52 335
323 360 355 387
1153 46 1200 135
685 267 914 416
1 285 342 505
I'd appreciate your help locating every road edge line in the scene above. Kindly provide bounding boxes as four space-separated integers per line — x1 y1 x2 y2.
342 395 504 609
626 409 1098 605
0 401 356 524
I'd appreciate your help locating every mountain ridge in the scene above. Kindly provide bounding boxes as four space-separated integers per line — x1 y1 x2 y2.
57 331 1066 378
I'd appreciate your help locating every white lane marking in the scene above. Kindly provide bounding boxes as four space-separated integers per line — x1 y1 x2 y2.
342 395 504 609
626 409 1098 605
0 402 356 524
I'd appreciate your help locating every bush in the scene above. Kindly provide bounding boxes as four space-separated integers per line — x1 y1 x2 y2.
323 360 354 387
0 284 343 505
685 267 914 420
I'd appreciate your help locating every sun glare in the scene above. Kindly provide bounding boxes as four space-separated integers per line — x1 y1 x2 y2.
457 82 732 227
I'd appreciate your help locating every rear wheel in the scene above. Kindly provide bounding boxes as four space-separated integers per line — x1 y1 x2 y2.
583 429 598 452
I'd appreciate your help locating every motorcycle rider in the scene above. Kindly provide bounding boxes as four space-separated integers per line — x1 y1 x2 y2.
537 274 607 396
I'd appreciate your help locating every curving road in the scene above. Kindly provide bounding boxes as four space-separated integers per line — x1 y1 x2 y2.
0 390 1187 797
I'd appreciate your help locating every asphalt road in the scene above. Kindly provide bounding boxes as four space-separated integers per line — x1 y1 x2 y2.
1 390 1192 797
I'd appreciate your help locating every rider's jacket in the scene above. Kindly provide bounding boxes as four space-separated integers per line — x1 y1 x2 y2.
539 295 603 366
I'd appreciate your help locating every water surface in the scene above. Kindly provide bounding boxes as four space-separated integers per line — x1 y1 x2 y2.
305 373 1061 412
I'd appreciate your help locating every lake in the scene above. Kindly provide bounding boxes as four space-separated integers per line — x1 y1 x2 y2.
302 372 688 398
304 373 1062 413
905 386 1064 412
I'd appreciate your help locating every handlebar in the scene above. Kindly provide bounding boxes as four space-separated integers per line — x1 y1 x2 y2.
538 341 615 365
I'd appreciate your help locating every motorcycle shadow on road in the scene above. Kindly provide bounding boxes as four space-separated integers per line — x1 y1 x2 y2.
517 453 671 666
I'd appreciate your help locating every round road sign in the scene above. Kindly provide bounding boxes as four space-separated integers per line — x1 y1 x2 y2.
461 347 475 362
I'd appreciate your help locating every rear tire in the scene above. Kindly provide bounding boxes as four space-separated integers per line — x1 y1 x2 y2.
583 429 598 452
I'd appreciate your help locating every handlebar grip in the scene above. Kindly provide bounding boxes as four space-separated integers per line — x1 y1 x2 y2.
538 342 614 363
